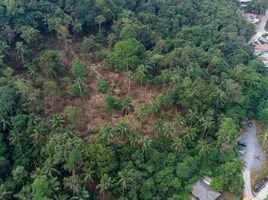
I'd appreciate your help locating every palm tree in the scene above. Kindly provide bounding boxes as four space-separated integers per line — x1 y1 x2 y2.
30 126 45 146
136 104 148 128
163 124 176 138
57 25 70 50
159 69 171 92
127 131 140 146
183 127 197 143
117 169 135 194
138 136 152 153
9 131 27 153
97 174 113 200
121 98 133 116
200 116 214 137
72 20 82 38
153 120 164 137
196 139 210 157
15 42 25 65
99 124 116 144
82 167 95 183
0 116 10 131
115 121 129 137
95 15 106 33
50 114 65 129
173 113 185 128
131 65 148 85
172 136 185 152
186 109 198 125
42 162 61 178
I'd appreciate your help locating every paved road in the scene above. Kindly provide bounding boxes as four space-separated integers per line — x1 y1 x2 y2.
248 10 268 45
239 125 265 171
240 124 266 200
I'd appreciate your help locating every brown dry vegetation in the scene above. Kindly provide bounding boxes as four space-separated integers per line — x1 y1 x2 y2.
41 37 178 137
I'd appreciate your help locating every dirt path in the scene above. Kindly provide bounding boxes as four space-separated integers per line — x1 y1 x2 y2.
248 10 268 45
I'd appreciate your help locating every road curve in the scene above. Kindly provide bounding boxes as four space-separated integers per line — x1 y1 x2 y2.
248 10 268 45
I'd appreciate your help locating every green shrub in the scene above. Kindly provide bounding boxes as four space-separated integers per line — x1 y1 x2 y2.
105 95 122 110
97 80 109 93
105 95 133 114
70 80 88 98
38 50 65 78
63 105 81 128
43 80 59 96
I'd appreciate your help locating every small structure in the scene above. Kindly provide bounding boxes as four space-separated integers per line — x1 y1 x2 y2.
192 176 221 200
254 44 268 55
238 0 252 8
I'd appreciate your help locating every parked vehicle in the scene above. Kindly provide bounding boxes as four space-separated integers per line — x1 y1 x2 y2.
253 175 268 195
237 141 247 147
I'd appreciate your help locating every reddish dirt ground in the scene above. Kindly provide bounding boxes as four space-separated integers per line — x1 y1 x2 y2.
42 38 178 137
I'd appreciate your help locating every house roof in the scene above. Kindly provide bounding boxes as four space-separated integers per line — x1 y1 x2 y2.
192 178 221 200
255 44 268 54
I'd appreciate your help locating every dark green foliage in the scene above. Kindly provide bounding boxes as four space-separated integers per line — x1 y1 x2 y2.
0 0 267 199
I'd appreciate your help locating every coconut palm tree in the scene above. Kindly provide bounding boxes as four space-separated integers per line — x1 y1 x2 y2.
115 121 129 137
117 169 135 194
159 69 171 92
136 103 148 128
131 64 148 85
72 20 82 38
82 167 95 183
172 136 185 152
50 114 65 129
138 136 152 153
97 174 113 200
95 15 106 33
121 98 133 116
99 124 116 144
183 126 197 143
30 126 45 146
196 139 210 157
162 124 175 138
0 116 10 131
200 116 214 137
15 42 25 65
153 120 164 137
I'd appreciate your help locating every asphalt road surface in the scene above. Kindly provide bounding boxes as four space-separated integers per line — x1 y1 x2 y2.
240 124 266 200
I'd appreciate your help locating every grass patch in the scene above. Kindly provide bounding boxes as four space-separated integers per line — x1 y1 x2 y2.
251 122 268 187
251 158 268 187
218 192 239 200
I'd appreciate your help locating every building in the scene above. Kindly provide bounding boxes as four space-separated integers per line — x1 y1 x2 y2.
238 0 252 8
254 44 268 55
192 176 221 200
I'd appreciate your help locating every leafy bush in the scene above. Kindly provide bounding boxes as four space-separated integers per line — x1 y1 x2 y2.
105 95 122 110
97 80 109 93
38 50 65 78
70 80 88 98
63 105 81 128
105 95 132 114
43 80 59 96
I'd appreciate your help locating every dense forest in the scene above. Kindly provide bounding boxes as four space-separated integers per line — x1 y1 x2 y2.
0 0 268 199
